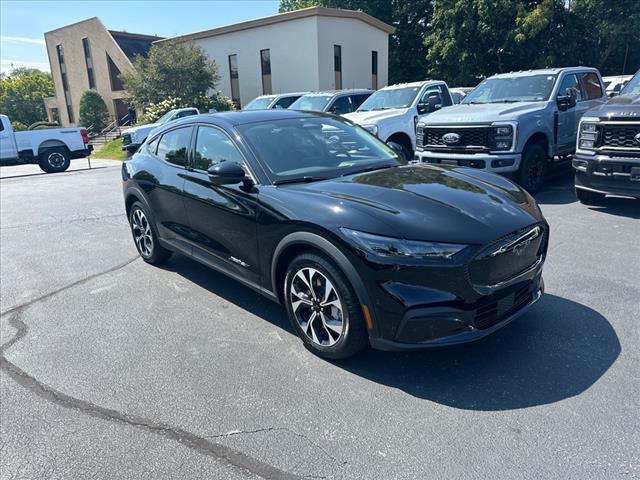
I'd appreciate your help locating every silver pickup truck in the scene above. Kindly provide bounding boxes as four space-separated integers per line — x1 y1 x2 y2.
415 67 607 192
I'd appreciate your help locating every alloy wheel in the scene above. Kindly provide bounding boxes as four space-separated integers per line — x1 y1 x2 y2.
131 208 154 257
289 267 345 346
47 152 65 168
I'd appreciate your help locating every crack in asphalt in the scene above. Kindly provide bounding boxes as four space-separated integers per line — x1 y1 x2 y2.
0 258 303 480
1 213 126 230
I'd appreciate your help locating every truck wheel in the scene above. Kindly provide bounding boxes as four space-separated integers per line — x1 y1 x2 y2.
576 188 605 205
39 148 70 173
516 144 547 193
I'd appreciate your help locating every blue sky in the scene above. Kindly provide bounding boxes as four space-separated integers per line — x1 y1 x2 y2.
0 0 280 74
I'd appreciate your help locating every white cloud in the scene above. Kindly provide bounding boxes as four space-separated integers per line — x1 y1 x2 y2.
0 59 50 74
1 35 46 46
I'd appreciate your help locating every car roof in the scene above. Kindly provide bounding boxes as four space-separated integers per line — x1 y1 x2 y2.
379 80 444 90
300 89 373 97
167 109 321 128
490 67 599 79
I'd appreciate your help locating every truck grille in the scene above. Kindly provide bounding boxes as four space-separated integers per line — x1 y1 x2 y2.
600 124 640 150
417 126 491 151
468 224 547 288
122 134 132 146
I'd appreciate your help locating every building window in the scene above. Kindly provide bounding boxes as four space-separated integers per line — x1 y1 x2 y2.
371 51 378 90
228 54 240 108
260 49 272 95
106 53 124 91
334 45 342 89
56 44 74 123
82 37 96 89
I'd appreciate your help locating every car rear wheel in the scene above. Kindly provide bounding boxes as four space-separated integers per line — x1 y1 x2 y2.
129 202 172 264
38 147 70 173
284 253 369 359
576 188 605 205
516 143 548 193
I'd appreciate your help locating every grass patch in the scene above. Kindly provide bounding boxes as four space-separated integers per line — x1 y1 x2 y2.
93 138 126 161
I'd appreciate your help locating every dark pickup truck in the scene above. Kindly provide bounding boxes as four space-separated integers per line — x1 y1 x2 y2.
573 69 640 203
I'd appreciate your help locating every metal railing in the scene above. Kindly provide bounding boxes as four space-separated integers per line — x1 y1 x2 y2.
89 113 134 144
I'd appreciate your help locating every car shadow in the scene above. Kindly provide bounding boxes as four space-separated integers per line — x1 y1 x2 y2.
162 254 620 411
585 197 640 219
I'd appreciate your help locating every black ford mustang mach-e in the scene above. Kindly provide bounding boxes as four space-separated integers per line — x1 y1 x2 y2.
122 110 547 359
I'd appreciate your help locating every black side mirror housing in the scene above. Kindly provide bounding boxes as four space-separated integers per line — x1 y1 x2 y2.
557 87 577 111
208 161 247 185
417 103 428 115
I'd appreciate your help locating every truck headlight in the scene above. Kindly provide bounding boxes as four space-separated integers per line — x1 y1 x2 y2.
578 122 599 150
489 124 515 151
362 124 378 136
340 228 467 263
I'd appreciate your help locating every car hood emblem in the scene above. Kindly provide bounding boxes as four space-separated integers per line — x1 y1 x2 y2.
490 226 542 257
442 132 460 144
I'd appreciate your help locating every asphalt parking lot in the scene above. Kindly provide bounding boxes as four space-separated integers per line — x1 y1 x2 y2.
1 159 639 479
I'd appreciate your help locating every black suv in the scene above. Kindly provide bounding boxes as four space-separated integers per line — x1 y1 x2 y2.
122 110 547 359
573 69 640 203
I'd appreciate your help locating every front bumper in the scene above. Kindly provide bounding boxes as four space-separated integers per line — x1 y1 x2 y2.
573 151 640 199
416 149 522 173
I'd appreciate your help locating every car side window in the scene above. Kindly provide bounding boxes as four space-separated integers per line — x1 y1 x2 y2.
420 85 449 110
193 126 245 171
351 94 371 110
557 74 584 102
147 136 160 155
580 72 603 99
273 96 299 109
329 96 352 114
175 110 198 119
156 127 192 167
0 120 4 132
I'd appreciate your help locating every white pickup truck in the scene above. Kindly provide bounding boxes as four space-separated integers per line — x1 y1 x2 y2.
0 114 92 173
121 107 200 154
343 81 453 160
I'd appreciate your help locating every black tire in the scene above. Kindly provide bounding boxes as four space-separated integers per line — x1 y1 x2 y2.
516 143 548 193
387 140 412 163
38 147 70 173
284 252 369 359
128 201 172 264
576 188 605 205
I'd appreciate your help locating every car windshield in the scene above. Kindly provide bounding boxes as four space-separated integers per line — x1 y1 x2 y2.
236 116 403 183
358 86 421 111
621 72 640 95
463 74 558 103
244 96 276 110
289 95 333 112
156 110 178 124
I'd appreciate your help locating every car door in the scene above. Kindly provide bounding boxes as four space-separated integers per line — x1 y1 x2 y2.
143 126 194 247
555 73 585 153
181 124 261 285
0 118 18 160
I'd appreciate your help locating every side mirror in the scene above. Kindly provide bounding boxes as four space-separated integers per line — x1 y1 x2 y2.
416 103 428 115
207 161 247 185
557 87 577 111
387 142 407 163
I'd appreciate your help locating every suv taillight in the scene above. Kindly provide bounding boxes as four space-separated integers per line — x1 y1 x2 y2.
80 129 90 144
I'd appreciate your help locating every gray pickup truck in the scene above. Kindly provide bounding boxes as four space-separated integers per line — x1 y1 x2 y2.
415 67 607 192
573 69 640 203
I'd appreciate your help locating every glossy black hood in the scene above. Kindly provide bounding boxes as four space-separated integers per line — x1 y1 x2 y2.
586 93 640 120
265 165 543 245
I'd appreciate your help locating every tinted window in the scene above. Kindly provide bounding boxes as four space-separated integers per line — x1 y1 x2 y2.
156 127 192 167
329 96 352 114
175 109 198 119
193 126 244 171
581 72 603 99
420 85 451 109
273 96 300 109
557 74 584 101
351 94 371 110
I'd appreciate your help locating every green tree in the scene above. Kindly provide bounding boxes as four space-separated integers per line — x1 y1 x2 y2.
279 0 432 84
79 90 108 133
120 41 221 109
0 68 54 125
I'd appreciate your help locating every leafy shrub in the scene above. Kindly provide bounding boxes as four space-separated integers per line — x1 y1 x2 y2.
136 92 235 125
79 90 108 133
11 121 28 131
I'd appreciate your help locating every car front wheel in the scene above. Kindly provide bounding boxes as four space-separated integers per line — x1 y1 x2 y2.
129 201 172 264
284 253 369 359
516 143 548 193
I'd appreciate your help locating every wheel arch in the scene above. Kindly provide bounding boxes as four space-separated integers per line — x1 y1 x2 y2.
523 131 551 158
386 132 413 154
124 186 150 218
37 140 68 157
271 231 378 335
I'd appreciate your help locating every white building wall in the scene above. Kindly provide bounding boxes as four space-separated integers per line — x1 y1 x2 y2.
316 16 389 91
190 17 320 107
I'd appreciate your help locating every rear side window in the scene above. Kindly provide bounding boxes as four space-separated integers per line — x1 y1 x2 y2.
329 96 353 114
273 96 300 109
156 127 193 167
351 94 371 110
581 72 603 99
557 74 584 101
193 126 245 171
0 120 4 132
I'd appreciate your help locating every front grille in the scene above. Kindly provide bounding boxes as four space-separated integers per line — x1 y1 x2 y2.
474 284 533 329
418 126 491 151
468 224 546 287
122 134 132 146
600 124 640 149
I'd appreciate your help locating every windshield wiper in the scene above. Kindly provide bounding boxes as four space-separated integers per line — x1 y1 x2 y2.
465 101 486 104
489 99 522 103
273 176 329 185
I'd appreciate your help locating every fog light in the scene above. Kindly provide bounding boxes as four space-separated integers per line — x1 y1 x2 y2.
495 140 511 149
491 159 516 168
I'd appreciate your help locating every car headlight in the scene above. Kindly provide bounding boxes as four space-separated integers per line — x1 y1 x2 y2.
340 228 467 262
362 124 378 136
489 124 515 151
578 121 599 150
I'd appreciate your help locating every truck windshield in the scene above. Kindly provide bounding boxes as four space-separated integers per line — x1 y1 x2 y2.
244 96 276 110
289 95 334 112
463 74 558 104
357 86 421 111
621 72 640 96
